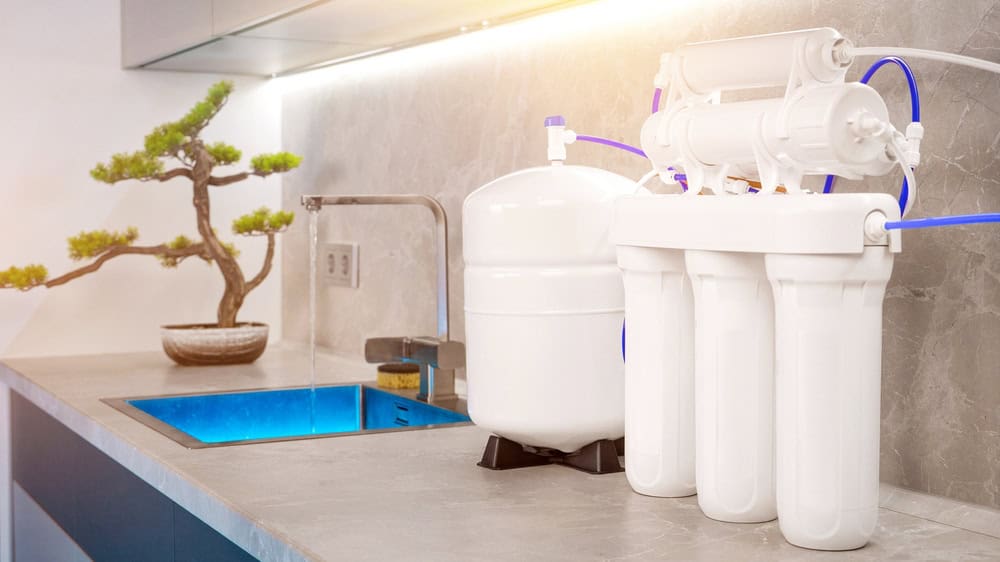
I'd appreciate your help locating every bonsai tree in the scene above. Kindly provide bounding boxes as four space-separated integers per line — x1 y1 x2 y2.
0 81 301 328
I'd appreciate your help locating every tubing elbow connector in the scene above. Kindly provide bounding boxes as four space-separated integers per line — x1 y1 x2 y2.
545 115 577 163
725 178 752 195
849 111 892 142
904 122 924 167
656 170 676 185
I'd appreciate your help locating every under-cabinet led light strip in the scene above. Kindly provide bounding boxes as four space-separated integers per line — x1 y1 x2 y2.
274 0 596 77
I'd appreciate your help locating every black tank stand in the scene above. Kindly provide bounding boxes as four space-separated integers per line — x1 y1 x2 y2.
477 435 624 474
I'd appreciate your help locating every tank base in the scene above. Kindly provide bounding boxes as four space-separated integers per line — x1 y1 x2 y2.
477 435 624 474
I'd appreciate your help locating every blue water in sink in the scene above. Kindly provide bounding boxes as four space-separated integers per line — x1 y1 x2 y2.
127 385 469 444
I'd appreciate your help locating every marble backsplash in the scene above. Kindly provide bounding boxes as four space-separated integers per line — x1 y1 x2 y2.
280 0 1000 508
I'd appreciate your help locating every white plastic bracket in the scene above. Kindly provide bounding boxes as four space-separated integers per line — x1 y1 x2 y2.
702 164 732 195
751 112 781 194
655 53 717 148
775 38 810 139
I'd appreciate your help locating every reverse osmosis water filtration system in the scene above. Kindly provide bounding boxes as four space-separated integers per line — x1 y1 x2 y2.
463 28 1000 551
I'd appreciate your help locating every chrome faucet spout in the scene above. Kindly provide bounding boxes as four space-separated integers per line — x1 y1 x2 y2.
302 195 324 213
301 193 460 403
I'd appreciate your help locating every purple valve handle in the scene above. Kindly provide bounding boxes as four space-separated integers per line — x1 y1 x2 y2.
544 115 566 127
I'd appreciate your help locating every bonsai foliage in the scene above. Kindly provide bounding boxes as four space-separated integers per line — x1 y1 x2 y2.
1 81 302 328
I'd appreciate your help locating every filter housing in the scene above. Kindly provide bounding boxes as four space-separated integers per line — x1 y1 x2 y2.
613 192 901 549
463 164 635 453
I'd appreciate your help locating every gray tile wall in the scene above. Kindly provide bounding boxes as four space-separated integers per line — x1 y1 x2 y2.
281 0 1000 508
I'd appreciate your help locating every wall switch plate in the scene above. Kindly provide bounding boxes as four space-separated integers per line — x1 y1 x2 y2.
322 242 359 288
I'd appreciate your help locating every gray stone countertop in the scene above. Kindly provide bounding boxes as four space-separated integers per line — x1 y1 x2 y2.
2 346 1000 562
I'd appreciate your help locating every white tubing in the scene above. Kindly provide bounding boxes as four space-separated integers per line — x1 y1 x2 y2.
888 138 917 217
900 161 917 218
849 46 1000 76
634 169 658 193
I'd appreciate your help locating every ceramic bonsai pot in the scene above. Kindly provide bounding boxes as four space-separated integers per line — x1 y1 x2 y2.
160 322 268 366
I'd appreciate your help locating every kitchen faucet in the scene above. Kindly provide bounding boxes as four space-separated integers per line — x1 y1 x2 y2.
300 194 463 404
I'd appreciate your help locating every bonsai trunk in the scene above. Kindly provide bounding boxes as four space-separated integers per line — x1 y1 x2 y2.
191 143 246 328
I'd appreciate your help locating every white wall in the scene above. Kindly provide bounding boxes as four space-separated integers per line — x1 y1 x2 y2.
0 0 284 357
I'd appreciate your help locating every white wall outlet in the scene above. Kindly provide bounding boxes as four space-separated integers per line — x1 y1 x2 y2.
322 242 359 288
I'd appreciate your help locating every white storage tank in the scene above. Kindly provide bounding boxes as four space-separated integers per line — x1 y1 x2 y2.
463 163 636 453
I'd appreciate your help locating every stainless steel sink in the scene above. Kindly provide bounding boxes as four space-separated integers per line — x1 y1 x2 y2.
103 384 471 449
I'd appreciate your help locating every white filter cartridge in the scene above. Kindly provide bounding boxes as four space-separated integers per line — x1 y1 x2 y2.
619 246 696 497
686 250 777 523
673 28 849 94
767 247 893 550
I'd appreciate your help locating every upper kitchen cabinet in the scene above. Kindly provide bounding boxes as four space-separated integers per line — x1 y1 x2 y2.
211 0 317 35
122 0 588 77
121 0 214 68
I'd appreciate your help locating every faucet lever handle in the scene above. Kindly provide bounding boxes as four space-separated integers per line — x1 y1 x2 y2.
363 336 465 370
364 337 407 364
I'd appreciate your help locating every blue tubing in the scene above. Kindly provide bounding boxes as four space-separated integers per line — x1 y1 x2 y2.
861 57 921 122
575 134 647 158
822 175 836 194
824 56 921 211
883 213 1000 230
621 321 626 362
898 176 910 215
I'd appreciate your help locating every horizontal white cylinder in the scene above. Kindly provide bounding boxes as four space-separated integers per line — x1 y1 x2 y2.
641 83 894 182
675 28 848 94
